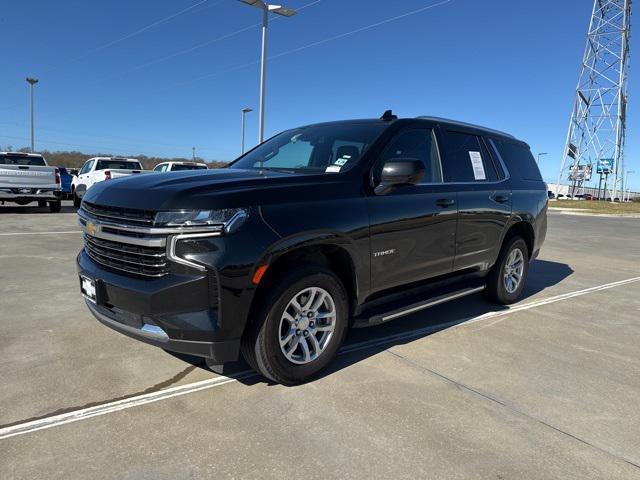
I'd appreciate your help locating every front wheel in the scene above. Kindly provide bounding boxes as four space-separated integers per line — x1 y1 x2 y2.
73 192 81 208
485 236 529 305
241 265 349 385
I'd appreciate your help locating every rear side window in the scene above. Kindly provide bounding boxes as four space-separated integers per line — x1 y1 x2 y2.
381 129 443 183
492 139 542 181
441 131 499 182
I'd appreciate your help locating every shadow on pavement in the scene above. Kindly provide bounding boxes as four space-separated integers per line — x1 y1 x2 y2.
171 259 574 385
0 202 77 214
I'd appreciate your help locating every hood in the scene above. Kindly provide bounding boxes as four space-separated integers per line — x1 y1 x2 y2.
83 168 353 211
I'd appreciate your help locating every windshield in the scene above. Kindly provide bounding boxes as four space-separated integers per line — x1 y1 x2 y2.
96 160 142 170
230 123 385 174
172 164 207 171
0 154 46 166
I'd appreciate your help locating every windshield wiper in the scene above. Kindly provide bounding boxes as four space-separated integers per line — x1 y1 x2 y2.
258 167 297 174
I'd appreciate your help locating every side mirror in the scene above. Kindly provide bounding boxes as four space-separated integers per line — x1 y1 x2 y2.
374 158 425 195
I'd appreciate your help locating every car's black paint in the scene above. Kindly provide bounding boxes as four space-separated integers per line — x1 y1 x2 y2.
77 116 547 363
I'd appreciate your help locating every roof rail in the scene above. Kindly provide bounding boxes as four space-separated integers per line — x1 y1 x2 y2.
416 116 515 139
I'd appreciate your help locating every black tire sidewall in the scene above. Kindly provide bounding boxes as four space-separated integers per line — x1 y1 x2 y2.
491 237 529 304
255 267 349 384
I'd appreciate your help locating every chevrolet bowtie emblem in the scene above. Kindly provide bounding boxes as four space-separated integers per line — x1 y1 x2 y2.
86 221 98 236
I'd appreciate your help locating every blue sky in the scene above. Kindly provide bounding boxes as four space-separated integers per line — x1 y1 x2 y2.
1 0 637 189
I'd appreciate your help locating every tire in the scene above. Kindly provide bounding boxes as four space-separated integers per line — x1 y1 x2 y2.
49 200 62 213
241 265 349 385
73 192 81 208
38 200 47 208
485 235 529 305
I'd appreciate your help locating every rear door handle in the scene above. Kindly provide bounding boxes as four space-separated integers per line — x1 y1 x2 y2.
492 194 510 204
436 198 455 208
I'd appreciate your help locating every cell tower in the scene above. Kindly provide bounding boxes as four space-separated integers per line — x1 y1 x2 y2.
557 0 632 199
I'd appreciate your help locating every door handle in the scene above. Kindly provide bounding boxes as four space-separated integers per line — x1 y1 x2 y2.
436 198 455 208
492 194 510 204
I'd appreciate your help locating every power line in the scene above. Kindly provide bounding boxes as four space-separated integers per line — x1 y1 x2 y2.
158 0 453 92
91 0 323 85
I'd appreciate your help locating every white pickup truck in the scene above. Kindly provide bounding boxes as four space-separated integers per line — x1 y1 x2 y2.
0 152 62 212
72 157 150 207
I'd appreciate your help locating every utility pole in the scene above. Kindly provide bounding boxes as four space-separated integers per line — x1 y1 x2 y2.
192 147 196 161
238 1 296 143
26 77 39 152
537 152 547 164
240 107 253 154
556 0 632 200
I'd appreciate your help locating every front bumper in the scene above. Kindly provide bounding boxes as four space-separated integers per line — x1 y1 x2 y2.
77 250 240 363
0 188 61 201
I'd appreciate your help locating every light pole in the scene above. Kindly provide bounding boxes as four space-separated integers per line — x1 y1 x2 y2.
238 0 296 143
26 77 39 152
240 107 253 154
624 170 635 202
537 152 548 164
192 147 196 161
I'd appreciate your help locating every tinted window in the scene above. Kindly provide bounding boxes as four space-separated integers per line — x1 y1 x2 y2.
171 164 207 171
96 160 142 170
441 131 499 182
381 129 442 183
492 139 542 181
58 167 68 175
0 154 46 166
79 160 94 175
231 123 385 174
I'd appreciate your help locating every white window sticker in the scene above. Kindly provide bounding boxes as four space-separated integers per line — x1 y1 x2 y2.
325 165 341 173
334 157 350 166
469 151 486 180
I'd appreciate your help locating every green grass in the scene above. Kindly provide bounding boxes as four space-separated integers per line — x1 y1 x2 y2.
551 200 640 214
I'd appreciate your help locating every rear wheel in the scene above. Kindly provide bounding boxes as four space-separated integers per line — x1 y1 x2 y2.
485 236 529 304
49 200 61 213
241 265 349 385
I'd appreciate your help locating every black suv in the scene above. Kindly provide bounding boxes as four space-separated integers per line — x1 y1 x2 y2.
77 114 547 385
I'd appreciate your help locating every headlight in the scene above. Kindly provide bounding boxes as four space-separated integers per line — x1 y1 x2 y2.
154 208 247 228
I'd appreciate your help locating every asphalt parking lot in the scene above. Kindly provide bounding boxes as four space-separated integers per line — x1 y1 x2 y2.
1 201 639 479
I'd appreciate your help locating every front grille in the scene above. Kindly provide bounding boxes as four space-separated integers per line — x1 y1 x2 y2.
82 201 156 227
84 234 169 278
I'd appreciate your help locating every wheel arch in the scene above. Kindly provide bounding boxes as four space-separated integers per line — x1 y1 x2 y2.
502 220 535 260
245 240 360 334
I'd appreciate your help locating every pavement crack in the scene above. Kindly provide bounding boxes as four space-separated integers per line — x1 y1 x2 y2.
0 363 201 430
385 349 640 470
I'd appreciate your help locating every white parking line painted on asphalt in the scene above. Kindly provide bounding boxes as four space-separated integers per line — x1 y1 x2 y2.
0 231 81 236
2 275 639 441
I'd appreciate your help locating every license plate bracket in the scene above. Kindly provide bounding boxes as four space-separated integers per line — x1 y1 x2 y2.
80 275 97 303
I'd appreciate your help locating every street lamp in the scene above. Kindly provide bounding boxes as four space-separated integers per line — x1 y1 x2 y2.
537 152 548 164
26 77 39 152
238 0 296 143
240 107 253 154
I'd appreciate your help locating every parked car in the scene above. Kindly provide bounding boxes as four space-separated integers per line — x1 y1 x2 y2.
58 167 74 200
583 193 593 201
548 190 555 199
72 157 150 207
67 168 79 176
77 113 548 385
153 161 208 172
0 152 62 212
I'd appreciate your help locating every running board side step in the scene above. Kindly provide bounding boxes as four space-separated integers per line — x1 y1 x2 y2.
353 284 486 327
